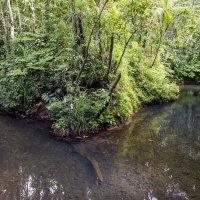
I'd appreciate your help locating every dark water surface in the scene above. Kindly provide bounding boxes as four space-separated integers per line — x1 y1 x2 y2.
1 86 200 200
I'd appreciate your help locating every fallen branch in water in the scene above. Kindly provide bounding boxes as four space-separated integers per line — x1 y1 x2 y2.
86 155 104 182
73 144 104 182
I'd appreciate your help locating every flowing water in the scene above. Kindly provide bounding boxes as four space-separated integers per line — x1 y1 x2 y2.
0 86 200 200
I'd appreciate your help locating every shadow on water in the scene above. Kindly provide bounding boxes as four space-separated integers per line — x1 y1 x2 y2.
0 117 95 200
0 85 200 199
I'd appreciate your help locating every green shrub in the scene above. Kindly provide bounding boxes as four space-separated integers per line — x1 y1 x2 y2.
100 43 179 126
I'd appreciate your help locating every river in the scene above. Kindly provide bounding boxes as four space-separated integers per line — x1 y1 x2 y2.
0 86 200 199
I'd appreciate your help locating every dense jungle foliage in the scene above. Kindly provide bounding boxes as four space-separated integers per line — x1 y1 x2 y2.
0 0 199 137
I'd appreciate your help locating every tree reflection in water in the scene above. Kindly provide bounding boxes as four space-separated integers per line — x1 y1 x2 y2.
0 86 200 199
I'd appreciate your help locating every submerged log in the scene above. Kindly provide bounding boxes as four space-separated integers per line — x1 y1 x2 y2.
73 144 104 182
86 155 104 182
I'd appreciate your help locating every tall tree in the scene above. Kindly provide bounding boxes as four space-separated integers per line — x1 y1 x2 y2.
16 0 22 34
7 0 15 40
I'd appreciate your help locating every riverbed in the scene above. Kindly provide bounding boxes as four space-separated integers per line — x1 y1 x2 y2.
0 86 200 199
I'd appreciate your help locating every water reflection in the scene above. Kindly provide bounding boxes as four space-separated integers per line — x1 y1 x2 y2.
0 86 200 199
114 86 200 199
0 117 95 200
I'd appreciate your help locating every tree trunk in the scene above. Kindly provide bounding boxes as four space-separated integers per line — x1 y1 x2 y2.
44 0 50 19
98 22 102 61
96 1 102 61
16 0 23 34
115 32 135 72
73 0 109 92
7 0 15 40
95 73 121 119
77 14 86 56
105 34 114 79
0 8 9 53
0 9 7 37
150 13 168 67
29 0 36 33
70 0 78 52
150 35 162 67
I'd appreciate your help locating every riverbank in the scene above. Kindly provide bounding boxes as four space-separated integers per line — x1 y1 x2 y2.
0 94 178 142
